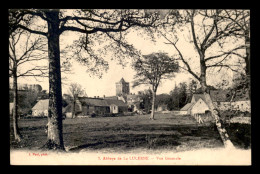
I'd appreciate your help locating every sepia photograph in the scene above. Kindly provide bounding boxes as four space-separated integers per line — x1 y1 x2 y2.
9 9 251 165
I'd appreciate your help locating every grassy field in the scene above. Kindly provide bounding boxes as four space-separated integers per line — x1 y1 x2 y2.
10 112 251 153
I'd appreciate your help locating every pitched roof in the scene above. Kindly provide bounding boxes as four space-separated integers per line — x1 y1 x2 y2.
233 91 250 101
192 89 247 103
32 99 49 110
63 103 81 113
119 78 126 83
180 103 194 111
78 97 128 107
79 97 108 107
193 94 207 103
105 99 128 107
104 96 118 100
209 90 231 102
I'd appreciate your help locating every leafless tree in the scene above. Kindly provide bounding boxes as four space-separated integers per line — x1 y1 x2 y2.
154 9 250 148
67 83 86 118
221 10 250 100
9 29 48 142
221 10 250 76
159 10 246 91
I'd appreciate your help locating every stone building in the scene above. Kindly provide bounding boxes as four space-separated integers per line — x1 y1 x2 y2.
31 99 49 117
180 90 251 116
116 78 130 96
63 97 128 117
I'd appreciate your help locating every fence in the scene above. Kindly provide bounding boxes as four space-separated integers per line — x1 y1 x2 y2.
192 113 213 124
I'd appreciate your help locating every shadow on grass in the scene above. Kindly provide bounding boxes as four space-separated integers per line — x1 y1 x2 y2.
10 118 251 151
19 126 46 131
225 123 251 149
68 133 182 152
67 123 250 152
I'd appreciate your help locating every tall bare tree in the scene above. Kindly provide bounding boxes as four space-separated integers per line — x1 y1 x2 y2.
67 83 86 118
132 52 179 120
9 29 48 142
11 9 159 150
156 9 250 148
221 10 250 100
159 10 245 91
222 10 250 76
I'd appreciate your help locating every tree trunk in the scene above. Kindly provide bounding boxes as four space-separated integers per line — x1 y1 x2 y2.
245 31 250 100
12 65 22 142
200 58 208 93
72 100 75 119
150 91 156 120
43 10 65 150
204 93 235 149
245 31 250 77
190 12 234 148
199 52 234 148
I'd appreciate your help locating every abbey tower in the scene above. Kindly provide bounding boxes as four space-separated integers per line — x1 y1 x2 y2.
116 78 130 96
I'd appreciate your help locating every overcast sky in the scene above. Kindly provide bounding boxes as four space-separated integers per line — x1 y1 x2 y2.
16 30 234 97
13 10 240 97
16 30 195 97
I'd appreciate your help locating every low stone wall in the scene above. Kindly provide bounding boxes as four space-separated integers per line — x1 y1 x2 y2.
213 101 251 113
229 117 251 124
171 111 188 115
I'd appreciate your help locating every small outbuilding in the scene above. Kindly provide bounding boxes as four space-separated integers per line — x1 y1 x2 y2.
180 94 211 116
105 99 128 114
62 103 82 118
190 98 210 116
31 99 49 117
63 97 129 116
79 97 110 116
180 103 195 115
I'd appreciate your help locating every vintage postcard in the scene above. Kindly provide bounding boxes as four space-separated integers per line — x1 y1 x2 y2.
9 9 251 165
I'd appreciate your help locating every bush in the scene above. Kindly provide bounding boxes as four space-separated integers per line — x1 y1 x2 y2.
91 113 96 117
219 109 251 123
121 112 135 116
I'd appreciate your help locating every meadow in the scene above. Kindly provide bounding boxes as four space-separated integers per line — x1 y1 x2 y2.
10 112 251 153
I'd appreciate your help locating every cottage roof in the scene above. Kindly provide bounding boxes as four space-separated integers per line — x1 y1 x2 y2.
227 89 249 101
209 90 231 102
233 92 250 101
63 104 81 113
104 96 118 100
78 97 128 107
180 103 194 111
79 97 108 107
32 99 49 110
105 99 128 107
193 94 207 103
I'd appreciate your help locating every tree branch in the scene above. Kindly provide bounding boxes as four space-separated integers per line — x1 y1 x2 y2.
207 64 239 72
159 30 200 81
17 66 48 77
201 10 218 50
189 10 202 54
17 24 47 36
205 45 246 62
